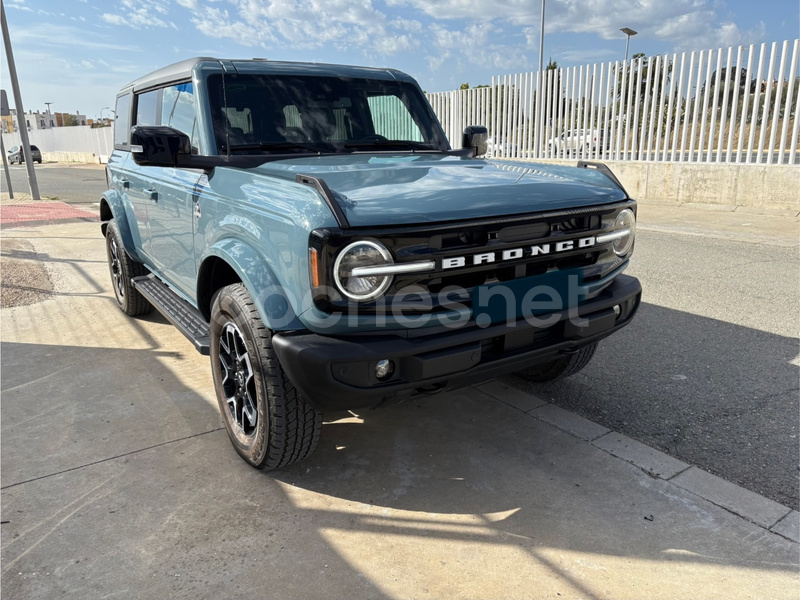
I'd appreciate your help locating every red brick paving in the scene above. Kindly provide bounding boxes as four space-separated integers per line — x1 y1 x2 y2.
0 202 96 226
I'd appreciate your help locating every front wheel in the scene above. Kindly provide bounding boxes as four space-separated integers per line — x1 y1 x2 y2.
515 342 598 383
210 283 322 470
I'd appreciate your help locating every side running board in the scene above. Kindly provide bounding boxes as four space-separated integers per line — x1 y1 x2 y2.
132 274 210 355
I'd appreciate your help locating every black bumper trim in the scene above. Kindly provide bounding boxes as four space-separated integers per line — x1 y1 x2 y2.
272 275 641 411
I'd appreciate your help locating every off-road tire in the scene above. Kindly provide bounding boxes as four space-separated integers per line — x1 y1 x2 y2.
210 283 322 470
515 342 598 383
106 219 153 316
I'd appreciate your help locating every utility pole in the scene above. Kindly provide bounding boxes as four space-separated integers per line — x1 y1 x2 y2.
1 0 40 199
45 101 53 128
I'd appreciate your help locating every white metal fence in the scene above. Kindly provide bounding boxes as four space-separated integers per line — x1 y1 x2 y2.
427 39 799 165
2 125 113 158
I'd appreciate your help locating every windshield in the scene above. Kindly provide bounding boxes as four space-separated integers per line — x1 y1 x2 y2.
207 73 449 156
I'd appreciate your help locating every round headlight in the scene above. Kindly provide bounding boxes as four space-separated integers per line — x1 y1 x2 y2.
333 240 393 301
612 209 636 256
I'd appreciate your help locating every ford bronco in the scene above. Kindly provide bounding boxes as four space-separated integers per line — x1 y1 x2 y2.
102 58 641 470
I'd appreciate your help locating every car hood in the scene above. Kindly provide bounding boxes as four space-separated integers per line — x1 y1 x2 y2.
253 154 627 227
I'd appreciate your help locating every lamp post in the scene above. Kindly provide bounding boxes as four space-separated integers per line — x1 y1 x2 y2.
100 106 115 127
538 0 546 74
620 27 637 62
45 101 53 128
1 1 40 198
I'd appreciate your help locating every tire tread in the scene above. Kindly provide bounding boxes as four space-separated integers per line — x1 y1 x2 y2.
516 342 599 383
107 219 153 316
213 284 322 470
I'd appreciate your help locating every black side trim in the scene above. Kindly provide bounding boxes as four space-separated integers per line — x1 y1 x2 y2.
296 173 351 228
577 161 629 198
132 274 210 355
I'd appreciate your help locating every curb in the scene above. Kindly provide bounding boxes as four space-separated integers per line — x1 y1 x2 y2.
474 379 799 544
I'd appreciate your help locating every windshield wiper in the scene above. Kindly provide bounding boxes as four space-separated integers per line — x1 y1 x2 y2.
222 141 322 153
344 139 435 151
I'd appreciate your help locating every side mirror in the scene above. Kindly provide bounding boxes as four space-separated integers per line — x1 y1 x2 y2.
462 125 488 157
130 126 191 167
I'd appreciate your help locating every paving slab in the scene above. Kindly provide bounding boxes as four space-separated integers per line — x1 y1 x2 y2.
0 201 96 227
1 222 798 600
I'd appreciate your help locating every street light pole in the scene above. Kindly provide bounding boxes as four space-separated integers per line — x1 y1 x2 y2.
538 0 546 73
620 27 638 63
1 0 40 199
45 101 53 128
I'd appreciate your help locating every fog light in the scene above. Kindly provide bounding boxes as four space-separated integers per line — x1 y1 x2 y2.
613 304 621 317
375 359 394 380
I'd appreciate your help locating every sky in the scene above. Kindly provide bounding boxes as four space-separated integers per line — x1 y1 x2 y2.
1 0 798 120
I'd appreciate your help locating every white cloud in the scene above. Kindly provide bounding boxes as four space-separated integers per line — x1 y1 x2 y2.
188 0 404 53
385 0 770 52
4 0 33 12
11 23 141 52
101 0 170 29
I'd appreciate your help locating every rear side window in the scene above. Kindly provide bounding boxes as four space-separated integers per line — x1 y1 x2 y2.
136 89 159 126
367 94 424 142
114 93 132 148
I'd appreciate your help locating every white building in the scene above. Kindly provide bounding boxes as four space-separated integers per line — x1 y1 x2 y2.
9 109 87 132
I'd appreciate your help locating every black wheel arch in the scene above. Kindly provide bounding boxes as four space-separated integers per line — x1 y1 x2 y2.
99 197 113 236
197 256 242 321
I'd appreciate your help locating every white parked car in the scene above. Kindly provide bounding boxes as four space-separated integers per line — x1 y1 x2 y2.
548 129 606 156
485 137 519 158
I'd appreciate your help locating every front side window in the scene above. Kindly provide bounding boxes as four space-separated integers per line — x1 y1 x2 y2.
114 93 132 147
206 73 447 155
161 82 199 153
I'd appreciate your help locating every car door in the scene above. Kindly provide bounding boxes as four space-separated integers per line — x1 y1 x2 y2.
124 88 163 264
109 92 150 260
143 82 203 300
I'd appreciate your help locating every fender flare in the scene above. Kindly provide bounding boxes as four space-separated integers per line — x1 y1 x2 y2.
199 239 304 331
100 191 145 263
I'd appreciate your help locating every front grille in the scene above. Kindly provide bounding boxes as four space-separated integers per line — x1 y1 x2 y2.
311 201 635 313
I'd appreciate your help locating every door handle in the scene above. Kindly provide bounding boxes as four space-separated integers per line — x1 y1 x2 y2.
120 178 130 189
146 188 158 202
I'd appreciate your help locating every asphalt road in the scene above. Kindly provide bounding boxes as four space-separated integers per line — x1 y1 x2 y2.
512 231 799 510
3 163 107 207
5 162 799 510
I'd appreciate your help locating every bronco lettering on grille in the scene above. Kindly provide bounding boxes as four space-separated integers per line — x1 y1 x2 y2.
441 235 597 269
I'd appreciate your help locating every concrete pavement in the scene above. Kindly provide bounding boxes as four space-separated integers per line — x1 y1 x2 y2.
1 221 798 599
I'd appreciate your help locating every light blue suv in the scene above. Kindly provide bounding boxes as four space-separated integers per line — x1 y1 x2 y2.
103 58 641 470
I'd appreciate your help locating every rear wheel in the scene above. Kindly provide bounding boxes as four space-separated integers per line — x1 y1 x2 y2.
515 342 598 383
105 219 152 316
210 283 322 470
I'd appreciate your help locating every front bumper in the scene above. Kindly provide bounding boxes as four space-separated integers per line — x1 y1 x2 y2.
272 274 641 411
